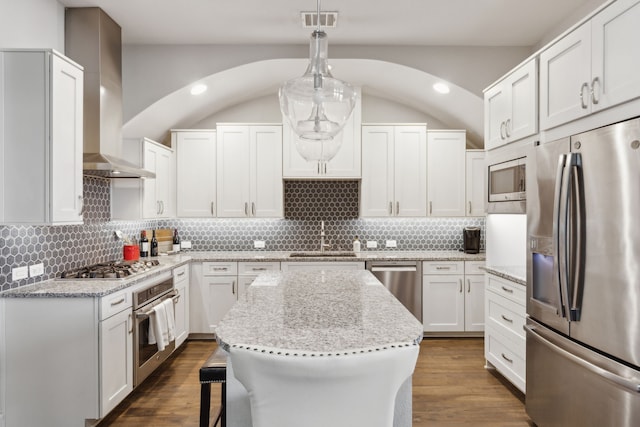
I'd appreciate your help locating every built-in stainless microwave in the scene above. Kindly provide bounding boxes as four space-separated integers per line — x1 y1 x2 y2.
487 157 526 213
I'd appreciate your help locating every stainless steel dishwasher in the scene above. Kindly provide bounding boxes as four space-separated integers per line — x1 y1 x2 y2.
366 261 422 322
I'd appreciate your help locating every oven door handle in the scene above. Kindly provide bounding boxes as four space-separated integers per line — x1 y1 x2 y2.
135 289 179 319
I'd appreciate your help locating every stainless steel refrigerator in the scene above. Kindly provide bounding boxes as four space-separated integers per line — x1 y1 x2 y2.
526 117 640 426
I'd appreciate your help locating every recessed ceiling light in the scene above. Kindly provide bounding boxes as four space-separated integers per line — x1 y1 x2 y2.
433 82 450 94
190 84 207 96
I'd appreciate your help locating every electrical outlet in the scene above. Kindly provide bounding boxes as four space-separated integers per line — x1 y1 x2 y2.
254 240 266 249
29 263 44 277
385 240 397 248
12 266 28 281
180 240 192 249
366 241 378 249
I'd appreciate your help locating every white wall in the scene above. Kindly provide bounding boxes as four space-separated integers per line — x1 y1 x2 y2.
122 44 532 122
0 0 65 51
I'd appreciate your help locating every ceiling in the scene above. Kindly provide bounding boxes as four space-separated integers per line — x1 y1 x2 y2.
59 0 599 47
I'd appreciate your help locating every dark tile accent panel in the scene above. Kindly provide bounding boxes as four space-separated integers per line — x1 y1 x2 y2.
284 180 359 220
0 178 485 291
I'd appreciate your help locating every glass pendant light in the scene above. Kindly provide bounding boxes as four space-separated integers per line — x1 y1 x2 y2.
279 0 357 162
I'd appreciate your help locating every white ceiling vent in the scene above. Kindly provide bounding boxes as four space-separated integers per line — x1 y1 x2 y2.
300 11 338 28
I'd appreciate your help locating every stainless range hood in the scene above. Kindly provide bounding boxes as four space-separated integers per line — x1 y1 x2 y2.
65 7 155 179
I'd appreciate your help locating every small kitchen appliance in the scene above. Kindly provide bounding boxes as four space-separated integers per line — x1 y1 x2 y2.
462 227 481 254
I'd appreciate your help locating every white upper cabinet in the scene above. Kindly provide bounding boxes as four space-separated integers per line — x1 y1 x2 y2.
0 49 84 224
465 150 486 217
427 130 466 217
173 130 216 217
216 124 283 218
111 138 175 220
540 0 640 130
361 125 427 217
484 59 538 150
283 88 362 178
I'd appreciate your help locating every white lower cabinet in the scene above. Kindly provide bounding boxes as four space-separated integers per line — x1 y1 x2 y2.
190 261 281 334
99 301 133 416
422 261 485 333
484 273 526 393
1 288 134 426
173 264 190 348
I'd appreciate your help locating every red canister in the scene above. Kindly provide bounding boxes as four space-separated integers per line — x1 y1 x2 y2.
123 245 139 261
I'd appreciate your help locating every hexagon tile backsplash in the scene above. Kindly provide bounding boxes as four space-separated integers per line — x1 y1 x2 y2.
0 178 484 291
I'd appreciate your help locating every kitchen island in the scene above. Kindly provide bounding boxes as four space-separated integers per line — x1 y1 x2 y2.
216 269 423 427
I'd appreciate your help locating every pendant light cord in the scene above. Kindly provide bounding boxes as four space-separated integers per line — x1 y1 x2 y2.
316 0 321 31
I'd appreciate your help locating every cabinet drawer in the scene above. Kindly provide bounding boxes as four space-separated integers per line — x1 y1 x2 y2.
100 288 132 320
464 261 485 275
238 261 280 276
422 261 464 275
203 261 238 276
173 264 189 282
486 273 525 306
485 327 526 392
487 291 526 341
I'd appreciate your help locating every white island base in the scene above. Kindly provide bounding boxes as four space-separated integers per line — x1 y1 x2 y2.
226 357 414 427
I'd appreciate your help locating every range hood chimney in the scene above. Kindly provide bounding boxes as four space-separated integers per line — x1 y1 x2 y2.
65 7 154 179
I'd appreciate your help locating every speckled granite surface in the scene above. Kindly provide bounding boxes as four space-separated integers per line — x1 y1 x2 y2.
483 265 526 286
188 250 485 262
215 270 424 353
0 255 192 298
0 250 485 298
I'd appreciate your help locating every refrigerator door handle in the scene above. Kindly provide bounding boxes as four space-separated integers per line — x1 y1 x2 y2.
526 324 640 393
568 154 584 321
553 154 569 318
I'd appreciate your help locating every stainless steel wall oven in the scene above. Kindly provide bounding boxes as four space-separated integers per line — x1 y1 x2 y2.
132 271 179 387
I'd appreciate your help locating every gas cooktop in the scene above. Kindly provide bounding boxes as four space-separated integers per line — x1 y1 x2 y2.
59 260 160 279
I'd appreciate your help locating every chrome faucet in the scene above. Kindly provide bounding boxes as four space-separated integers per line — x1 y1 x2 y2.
320 220 331 252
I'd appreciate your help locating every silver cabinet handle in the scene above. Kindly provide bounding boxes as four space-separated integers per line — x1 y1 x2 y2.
157 201 160 214
591 76 600 105
213 267 228 271
429 201 433 215
252 267 267 271
252 202 256 216
324 163 327 174
459 279 463 293
467 279 471 293
211 201 215 215
505 118 511 138
176 271 185 277
436 266 451 270
501 353 513 363
244 202 248 216
128 313 133 334
396 201 400 215
500 121 506 140
110 297 125 306
161 201 165 214
317 162 321 174
468 201 472 215
501 286 514 294
389 202 393 215
501 314 514 323
232 280 236 295
580 82 589 109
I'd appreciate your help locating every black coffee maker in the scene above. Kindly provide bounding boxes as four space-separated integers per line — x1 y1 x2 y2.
463 227 481 254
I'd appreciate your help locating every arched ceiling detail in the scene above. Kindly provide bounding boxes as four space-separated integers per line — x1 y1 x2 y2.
123 58 483 147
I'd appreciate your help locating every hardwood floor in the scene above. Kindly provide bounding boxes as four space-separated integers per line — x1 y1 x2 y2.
99 338 533 426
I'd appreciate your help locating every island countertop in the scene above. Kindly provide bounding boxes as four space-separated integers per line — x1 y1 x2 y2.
215 270 424 354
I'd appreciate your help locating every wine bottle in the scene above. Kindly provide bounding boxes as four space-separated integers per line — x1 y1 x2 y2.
172 229 181 253
139 230 149 258
151 229 158 257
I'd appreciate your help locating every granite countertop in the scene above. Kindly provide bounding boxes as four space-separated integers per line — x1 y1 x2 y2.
215 270 424 353
188 250 485 262
483 265 526 286
1 250 486 298
0 255 192 298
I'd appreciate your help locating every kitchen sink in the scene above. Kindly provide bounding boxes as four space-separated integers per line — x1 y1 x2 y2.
288 251 357 258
